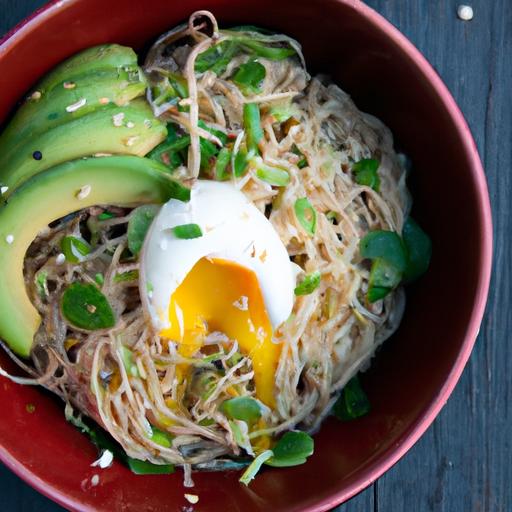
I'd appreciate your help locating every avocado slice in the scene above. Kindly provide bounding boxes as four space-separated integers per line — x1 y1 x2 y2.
34 45 139 95
0 99 167 195
0 68 148 167
0 155 189 357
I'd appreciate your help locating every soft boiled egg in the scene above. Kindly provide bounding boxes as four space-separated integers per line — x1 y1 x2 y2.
140 180 297 407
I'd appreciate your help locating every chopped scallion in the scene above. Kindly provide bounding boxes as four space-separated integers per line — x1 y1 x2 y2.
294 197 317 235
172 223 203 239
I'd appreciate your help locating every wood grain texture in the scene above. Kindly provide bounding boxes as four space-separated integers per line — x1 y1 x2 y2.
0 1 509 511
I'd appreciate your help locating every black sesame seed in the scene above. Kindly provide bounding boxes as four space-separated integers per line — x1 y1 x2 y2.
32 151 43 161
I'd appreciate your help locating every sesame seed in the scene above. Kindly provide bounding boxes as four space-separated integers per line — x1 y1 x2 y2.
99 97 110 105
87 304 97 314
56 253 66 265
184 494 199 504
76 184 92 200
125 136 139 147
5 234 14 244
32 151 43 161
457 5 474 20
126 121 135 128
66 98 87 112
30 91 42 101
0 186 8 194
90 474 100 487
94 152 113 157
63 81 76 89
112 112 125 127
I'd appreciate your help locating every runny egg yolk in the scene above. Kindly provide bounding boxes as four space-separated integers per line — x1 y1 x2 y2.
159 257 281 408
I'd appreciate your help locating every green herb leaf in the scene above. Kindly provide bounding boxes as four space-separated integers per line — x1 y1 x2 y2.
61 283 115 330
402 217 432 283
195 41 239 75
172 223 203 239
126 458 175 475
367 258 402 302
240 39 295 60
266 431 314 467
215 147 232 180
332 375 371 421
98 211 115 220
294 271 321 296
233 60 266 95
239 450 274 485
148 124 184 170
60 236 91 263
359 230 407 272
353 158 380 191
220 397 262 423
294 197 317 235
243 103 264 154
234 148 249 177
127 205 160 256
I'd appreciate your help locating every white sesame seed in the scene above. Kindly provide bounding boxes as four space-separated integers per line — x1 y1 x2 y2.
91 450 114 469
5 234 14 244
76 184 92 200
63 81 76 89
126 121 135 129
112 112 125 127
94 152 113 157
56 253 66 265
457 5 474 21
90 474 100 487
66 98 87 112
0 186 8 194
30 91 42 101
125 136 139 147
184 494 199 504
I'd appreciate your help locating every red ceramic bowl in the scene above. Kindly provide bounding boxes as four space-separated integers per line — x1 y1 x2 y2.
0 1 492 511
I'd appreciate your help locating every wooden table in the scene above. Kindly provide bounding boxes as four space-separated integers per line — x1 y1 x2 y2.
0 1 509 510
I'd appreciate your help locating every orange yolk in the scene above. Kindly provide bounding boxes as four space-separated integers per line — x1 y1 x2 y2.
160 257 280 408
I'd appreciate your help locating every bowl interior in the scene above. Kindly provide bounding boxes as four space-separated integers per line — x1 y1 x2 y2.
0 0 490 511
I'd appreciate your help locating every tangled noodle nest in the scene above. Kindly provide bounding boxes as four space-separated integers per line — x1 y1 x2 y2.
11 11 410 471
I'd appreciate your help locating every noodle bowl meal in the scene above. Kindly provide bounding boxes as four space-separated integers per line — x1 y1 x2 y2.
0 11 431 485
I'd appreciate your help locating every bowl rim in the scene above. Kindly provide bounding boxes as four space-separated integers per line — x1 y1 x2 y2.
0 0 493 511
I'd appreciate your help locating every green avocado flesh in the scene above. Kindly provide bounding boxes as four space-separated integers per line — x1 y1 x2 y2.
35 45 139 95
0 99 167 195
0 156 190 357
0 68 147 163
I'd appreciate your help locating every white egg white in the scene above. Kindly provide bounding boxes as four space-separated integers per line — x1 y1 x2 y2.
140 180 298 332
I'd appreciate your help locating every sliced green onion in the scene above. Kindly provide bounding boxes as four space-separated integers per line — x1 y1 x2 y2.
147 124 184 170
98 211 115 221
402 217 432 283
266 431 314 467
126 458 174 475
215 147 232 180
352 158 380 191
243 103 264 154
359 230 407 273
232 60 266 95
172 223 203 239
234 148 249 177
113 269 139 283
220 397 262 424
150 426 174 448
60 236 91 263
294 197 317 235
120 345 139 377
127 205 160 256
61 283 115 330
332 375 371 421
239 450 274 486
254 157 290 186
195 41 239 75
294 271 321 296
